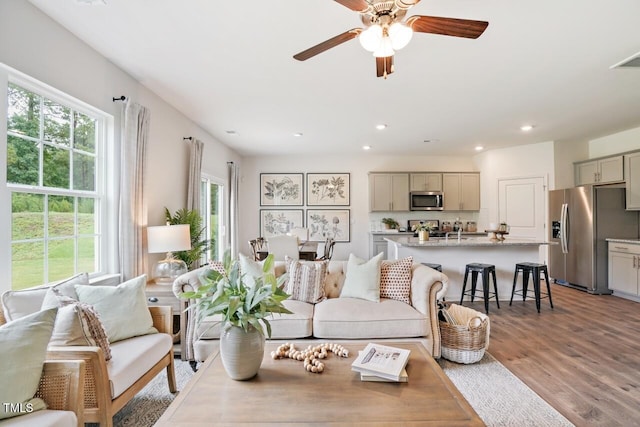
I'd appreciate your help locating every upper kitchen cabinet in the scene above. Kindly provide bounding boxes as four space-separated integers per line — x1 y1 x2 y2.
442 173 480 211
369 173 409 212
625 152 640 210
575 155 624 186
410 173 442 192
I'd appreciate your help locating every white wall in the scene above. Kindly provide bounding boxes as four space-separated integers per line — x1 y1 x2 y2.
0 1 241 282
553 139 588 189
589 126 640 158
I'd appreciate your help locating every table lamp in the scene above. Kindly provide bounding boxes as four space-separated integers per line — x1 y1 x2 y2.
147 224 191 284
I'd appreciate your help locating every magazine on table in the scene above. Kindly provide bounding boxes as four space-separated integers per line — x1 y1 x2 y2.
360 367 408 382
351 343 410 382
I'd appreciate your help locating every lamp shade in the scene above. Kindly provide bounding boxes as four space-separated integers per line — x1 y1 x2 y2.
147 224 191 253
388 22 413 50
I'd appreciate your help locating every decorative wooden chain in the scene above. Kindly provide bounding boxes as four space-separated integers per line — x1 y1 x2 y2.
271 342 350 373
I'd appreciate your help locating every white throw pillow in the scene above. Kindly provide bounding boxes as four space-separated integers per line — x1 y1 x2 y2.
0 308 57 420
340 253 384 302
75 274 157 343
238 253 274 288
41 272 90 310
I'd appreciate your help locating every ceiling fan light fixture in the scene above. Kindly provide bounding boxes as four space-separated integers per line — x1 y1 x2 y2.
388 22 413 50
373 36 395 58
359 25 383 52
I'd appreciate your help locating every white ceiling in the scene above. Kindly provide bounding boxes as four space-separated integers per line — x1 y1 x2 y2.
28 0 640 157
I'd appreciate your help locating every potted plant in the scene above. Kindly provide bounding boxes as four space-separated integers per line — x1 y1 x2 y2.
412 222 433 241
165 207 211 270
180 250 291 380
381 217 400 230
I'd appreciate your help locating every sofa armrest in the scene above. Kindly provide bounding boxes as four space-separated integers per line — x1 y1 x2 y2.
172 266 209 362
410 264 449 359
149 306 172 335
46 346 111 419
36 360 85 427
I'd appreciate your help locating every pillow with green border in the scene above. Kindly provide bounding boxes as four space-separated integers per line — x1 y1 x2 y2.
0 308 57 420
75 275 157 343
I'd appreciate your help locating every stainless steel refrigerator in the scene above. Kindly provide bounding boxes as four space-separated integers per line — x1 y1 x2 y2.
548 185 639 294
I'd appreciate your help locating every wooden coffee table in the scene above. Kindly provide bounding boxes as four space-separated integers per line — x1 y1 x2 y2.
155 341 484 426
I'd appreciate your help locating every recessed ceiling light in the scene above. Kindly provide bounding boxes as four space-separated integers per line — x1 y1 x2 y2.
375 124 387 130
293 132 303 137
475 146 484 151
423 139 440 143
520 125 534 132
76 0 106 4
225 130 238 135
362 145 371 150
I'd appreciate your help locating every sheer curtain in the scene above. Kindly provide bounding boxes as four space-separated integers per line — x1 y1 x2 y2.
227 162 239 257
186 138 204 212
119 102 150 280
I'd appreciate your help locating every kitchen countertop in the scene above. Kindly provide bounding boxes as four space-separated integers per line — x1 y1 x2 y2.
385 236 555 247
606 238 640 244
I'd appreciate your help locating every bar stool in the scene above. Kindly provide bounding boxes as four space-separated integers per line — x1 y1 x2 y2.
460 263 500 314
421 262 442 272
510 262 554 313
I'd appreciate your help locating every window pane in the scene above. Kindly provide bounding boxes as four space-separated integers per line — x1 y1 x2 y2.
74 112 96 153
48 239 75 281
43 145 70 188
78 237 96 273
7 83 40 138
73 152 95 191
7 135 39 185
12 241 44 290
210 183 220 259
43 99 70 146
78 198 95 234
12 193 44 240
48 195 74 238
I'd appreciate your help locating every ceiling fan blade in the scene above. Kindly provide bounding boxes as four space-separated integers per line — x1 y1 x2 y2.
293 29 362 61
333 0 369 12
407 15 489 39
376 56 394 79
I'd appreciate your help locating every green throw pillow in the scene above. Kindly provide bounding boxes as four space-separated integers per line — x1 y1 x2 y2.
75 275 157 343
0 308 58 420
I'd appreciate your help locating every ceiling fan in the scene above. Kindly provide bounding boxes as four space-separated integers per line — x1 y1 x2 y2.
293 0 489 78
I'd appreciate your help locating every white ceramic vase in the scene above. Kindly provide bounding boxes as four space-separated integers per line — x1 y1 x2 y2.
219 324 265 380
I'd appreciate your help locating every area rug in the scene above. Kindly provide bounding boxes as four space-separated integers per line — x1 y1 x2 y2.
112 353 574 427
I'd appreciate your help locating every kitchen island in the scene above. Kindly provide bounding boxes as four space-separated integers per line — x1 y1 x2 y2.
386 236 555 302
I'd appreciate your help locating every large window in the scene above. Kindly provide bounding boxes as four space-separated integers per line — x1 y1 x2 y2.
201 176 225 261
5 78 107 290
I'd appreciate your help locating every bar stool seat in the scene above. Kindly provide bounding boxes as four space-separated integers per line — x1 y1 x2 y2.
460 263 500 314
421 262 442 272
510 262 554 313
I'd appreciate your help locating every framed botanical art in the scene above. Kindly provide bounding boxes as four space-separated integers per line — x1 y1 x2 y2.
307 209 350 242
260 209 304 238
260 173 303 206
306 173 350 206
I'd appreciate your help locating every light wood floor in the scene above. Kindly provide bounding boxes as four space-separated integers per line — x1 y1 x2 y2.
461 283 640 427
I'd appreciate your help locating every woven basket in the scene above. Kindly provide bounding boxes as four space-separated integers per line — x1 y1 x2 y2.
440 304 489 364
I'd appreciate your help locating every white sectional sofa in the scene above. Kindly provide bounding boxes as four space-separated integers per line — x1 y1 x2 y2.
174 259 448 367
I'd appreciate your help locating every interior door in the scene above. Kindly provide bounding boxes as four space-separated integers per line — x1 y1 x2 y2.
498 176 545 239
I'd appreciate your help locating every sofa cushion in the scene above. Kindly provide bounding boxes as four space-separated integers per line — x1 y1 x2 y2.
284 257 328 303
0 409 77 427
195 299 313 340
40 273 90 310
1 287 49 322
0 308 57 420
339 253 383 302
107 333 172 399
238 253 274 288
75 275 157 343
379 257 413 304
313 297 429 339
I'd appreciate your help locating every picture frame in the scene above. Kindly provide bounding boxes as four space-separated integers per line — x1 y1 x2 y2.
260 173 304 206
306 173 350 206
306 209 350 242
260 209 304 238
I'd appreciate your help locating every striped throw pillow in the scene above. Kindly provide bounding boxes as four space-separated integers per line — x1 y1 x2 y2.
284 257 328 304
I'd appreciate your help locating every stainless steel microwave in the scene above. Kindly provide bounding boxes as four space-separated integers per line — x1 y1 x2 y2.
410 191 444 211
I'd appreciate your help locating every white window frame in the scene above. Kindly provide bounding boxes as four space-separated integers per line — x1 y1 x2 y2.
201 174 226 261
0 64 115 292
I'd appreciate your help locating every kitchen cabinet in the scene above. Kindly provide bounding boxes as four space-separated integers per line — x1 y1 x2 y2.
442 173 480 211
369 173 409 212
369 232 412 259
625 152 640 210
608 241 640 298
410 173 442 192
575 155 623 186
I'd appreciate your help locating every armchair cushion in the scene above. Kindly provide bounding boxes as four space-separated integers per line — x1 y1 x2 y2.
40 273 89 310
0 308 57 420
75 275 156 343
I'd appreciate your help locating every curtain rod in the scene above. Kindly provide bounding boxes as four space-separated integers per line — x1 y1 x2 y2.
183 137 193 141
112 95 126 102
